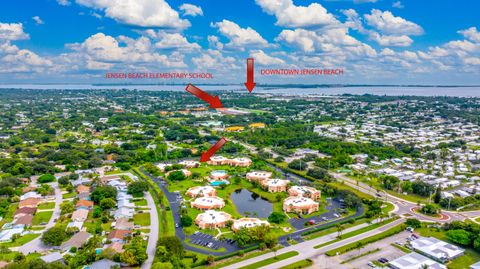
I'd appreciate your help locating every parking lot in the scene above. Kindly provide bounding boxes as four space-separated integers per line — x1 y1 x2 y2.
289 198 347 230
312 231 410 269
188 231 239 251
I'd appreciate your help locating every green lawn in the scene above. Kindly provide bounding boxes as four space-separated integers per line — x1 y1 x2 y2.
314 217 398 249
134 199 147 207
278 259 313 269
237 251 299 269
38 202 55 210
0 233 40 247
304 218 368 240
62 192 76 199
32 211 53 225
325 223 405 255
133 213 151 226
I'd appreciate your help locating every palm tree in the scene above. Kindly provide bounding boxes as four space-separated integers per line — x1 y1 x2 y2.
420 264 429 269
336 224 345 238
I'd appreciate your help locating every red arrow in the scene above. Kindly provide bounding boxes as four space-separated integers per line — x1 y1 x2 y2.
244 58 256 92
200 137 228 162
185 83 223 109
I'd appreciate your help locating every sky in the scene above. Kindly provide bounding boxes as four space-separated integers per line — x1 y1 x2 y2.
0 0 479 85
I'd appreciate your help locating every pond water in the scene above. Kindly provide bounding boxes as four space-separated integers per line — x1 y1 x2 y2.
230 189 273 218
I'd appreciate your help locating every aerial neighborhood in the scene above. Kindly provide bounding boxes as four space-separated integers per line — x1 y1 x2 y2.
0 89 479 269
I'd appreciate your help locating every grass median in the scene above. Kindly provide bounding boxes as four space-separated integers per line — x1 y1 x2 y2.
325 223 405 256
237 251 299 269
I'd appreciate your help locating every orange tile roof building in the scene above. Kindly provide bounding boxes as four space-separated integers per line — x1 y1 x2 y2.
76 185 90 194
76 200 94 210
19 198 42 208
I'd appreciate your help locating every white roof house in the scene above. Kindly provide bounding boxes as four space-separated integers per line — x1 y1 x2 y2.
0 228 24 242
411 237 465 262
40 252 64 263
114 207 134 219
470 261 480 269
20 192 42 200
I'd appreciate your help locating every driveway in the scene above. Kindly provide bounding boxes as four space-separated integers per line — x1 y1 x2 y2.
141 191 159 269
19 182 62 254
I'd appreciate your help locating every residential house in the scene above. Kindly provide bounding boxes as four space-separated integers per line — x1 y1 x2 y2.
114 217 134 230
76 200 94 210
60 231 92 252
18 198 42 209
71 209 89 222
107 229 131 243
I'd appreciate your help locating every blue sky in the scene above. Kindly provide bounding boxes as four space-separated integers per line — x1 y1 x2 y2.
0 0 479 85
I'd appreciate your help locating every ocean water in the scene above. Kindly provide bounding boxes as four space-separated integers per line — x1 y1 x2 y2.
0 84 479 97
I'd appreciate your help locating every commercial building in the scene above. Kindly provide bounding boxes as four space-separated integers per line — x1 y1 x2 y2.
410 237 465 263
389 252 447 269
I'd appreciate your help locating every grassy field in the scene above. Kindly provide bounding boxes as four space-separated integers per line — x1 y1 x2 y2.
32 211 53 225
237 251 299 269
38 202 55 210
133 212 151 226
278 259 313 269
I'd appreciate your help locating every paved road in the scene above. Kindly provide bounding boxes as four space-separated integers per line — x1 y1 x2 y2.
141 191 159 269
221 218 405 269
19 182 62 254
333 172 480 222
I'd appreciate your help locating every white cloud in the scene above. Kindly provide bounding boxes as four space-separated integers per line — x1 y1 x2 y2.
145 30 200 50
75 0 190 29
364 9 423 36
250 50 285 65
255 0 338 28
191 49 238 70
276 27 376 58
207 35 223 50
369 32 413 47
458 27 480 43
67 32 186 68
0 23 29 40
57 0 70 6
392 1 404 8
32 16 44 25
179 3 203 17
211 20 268 49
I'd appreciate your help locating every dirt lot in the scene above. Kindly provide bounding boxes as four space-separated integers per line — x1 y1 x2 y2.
309 231 411 269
